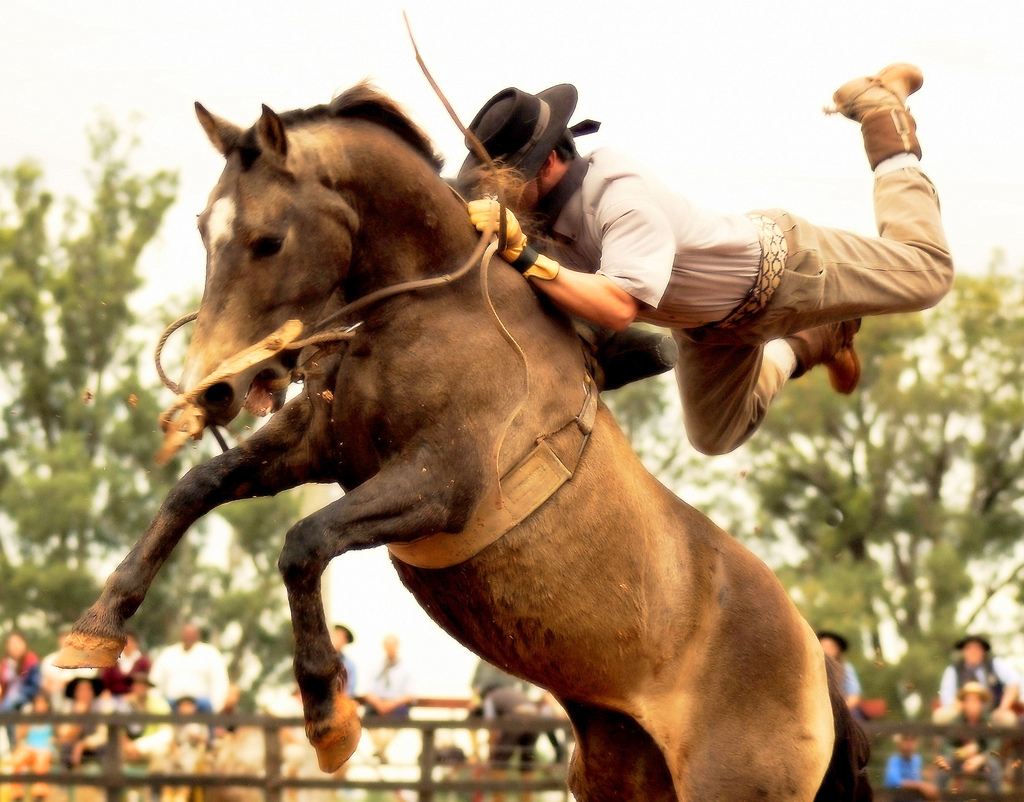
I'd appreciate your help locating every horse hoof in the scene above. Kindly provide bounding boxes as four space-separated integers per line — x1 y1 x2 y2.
54 631 125 669
307 694 362 772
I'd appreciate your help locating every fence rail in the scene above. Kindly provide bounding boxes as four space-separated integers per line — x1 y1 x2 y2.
0 710 572 802
5 713 1024 801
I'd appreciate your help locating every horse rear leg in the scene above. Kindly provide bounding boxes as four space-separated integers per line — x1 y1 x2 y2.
562 700 678 802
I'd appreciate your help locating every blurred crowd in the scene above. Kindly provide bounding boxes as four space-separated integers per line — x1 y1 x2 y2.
0 622 566 801
818 629 1023 799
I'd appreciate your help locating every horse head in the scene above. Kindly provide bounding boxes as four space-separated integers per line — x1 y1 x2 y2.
182 85 456 426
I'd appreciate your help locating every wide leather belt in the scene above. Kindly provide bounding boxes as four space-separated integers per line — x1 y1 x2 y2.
714 213 788 329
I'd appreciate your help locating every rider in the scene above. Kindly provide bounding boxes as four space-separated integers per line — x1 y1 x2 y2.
458 64 952 455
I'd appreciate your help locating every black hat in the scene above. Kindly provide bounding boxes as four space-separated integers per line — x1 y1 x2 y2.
457 84 598 189
816 631 849 653
65 675 105 699
333 624 354 645
955 634 992 652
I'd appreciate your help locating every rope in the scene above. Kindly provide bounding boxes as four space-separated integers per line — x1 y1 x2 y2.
155 311 198 393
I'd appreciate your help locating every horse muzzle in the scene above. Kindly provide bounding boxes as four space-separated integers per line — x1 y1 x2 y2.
196 363 292 426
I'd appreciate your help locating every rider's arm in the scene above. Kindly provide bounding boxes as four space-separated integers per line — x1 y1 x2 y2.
527 268 639 331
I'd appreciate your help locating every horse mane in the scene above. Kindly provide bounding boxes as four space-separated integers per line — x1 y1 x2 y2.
265 83 444 173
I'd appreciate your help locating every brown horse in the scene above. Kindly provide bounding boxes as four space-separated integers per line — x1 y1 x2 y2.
57 84 869 801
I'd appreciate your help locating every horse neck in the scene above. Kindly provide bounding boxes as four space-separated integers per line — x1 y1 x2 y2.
315 124 478 300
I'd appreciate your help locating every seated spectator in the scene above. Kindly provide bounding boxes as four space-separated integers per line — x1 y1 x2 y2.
817 631 864 718
363 634 416 763
472 660 544 769
56 676 108 768
2 632 42 745
120 671 173 769
935 682 1003 794
8 693 56 802
883 732 938 801
330 624 357 697
149 624 229 713
99 631 151 697
161 697 210 802
934 634 1020 727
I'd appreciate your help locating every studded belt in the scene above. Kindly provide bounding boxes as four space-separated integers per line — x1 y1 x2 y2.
714 214 788 329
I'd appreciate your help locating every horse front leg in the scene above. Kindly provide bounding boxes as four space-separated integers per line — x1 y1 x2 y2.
277 447 482 771
58 402 322 668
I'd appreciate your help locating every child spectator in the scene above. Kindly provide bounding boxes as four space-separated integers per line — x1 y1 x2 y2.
161 697 210 802
883 732 938 801
935 682 1003 794
8 693 56 802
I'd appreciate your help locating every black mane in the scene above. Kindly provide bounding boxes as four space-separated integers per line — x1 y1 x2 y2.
251 83 444 173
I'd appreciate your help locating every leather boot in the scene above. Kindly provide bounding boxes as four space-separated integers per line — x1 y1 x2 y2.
827 63 924 169
785 319 862 395
575 320 679 391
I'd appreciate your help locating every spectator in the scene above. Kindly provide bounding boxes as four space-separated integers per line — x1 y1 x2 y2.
39 630 97 712
472 661 540 771
330 624 357 697
8 693 56 802
99 631 152 697
56 676 107 768
1 632 42 745
883 732 939 801
120 671 173 769
162 697 210 802
935 634 1020 727
149 623 229 713
935 682 1003 794
817 631 863 717
363 634 417 763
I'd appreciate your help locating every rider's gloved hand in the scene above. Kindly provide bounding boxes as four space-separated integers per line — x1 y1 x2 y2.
467 199 560 281
467 199 526 260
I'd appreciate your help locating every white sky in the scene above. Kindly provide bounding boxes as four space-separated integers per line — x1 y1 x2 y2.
4 0 1024 696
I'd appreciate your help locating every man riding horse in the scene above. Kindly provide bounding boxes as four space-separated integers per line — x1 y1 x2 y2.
459 63 952 455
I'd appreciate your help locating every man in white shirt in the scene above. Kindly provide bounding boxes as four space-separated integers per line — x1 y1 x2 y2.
363 634 417 762
149 623 230 713
460 64 952 455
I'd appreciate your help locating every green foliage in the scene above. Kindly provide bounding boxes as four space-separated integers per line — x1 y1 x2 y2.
0 119 294 695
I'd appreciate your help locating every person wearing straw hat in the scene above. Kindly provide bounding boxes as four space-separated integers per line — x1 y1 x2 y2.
934 634 1020 727
935 682 1003 794
461 65 952 455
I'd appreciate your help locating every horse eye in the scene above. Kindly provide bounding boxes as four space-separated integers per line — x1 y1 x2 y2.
252 236 284 259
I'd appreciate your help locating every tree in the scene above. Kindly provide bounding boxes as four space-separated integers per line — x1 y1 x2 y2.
0 120 296 698
734 265 1024 713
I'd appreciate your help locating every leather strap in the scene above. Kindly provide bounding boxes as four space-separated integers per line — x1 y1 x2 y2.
388 374 598 569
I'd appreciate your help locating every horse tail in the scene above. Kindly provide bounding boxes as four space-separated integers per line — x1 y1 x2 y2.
813 656 873 802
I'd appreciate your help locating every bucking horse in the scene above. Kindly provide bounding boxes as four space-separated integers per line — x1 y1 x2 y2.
57 84 870 801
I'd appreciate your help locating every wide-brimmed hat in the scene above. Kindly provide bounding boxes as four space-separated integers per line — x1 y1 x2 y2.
816 630 849 653
955 634 992 652
456 84 596 189
333 624 355 645
65 675 104 699
957 681 993 703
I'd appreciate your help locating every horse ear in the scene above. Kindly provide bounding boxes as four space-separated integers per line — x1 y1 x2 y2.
256 104 288 160
195 102 243 156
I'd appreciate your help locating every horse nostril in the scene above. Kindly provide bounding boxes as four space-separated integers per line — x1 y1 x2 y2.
199 382 235 413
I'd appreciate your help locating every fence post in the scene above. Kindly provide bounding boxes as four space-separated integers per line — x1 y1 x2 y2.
103 721 123 802
418 725 437 802
264 721 283 802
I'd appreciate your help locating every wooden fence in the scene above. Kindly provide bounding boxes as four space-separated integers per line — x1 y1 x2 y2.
0 710 571 802
5 713 1024 801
